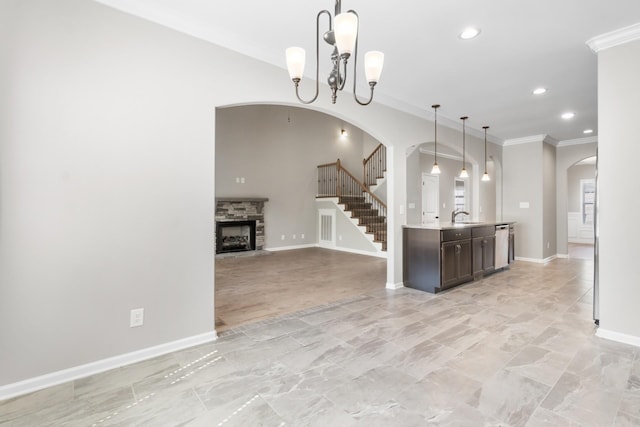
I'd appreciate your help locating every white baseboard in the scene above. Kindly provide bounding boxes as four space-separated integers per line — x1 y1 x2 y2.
266 243 318 252
386 281 404 290
331 245 387 259
556 253 569 259
0 331 218 401
596 328 640 348
515 255 557 264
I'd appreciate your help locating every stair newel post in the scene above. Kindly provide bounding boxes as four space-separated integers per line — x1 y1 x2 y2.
336 159 341 199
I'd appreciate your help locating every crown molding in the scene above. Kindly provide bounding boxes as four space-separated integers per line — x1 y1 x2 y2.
556 136 598 147
418 148 463 162
587 23 640 53
502 134 562 147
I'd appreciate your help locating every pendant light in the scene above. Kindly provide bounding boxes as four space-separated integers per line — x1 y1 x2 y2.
431 104 441 175
459 116 469 178
482 126 491 181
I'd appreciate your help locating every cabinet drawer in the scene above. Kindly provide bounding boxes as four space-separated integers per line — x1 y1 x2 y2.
441 228 471 242
472 226 495 238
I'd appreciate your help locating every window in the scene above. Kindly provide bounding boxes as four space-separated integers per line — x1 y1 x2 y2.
454 178 469 221
581 179 595 225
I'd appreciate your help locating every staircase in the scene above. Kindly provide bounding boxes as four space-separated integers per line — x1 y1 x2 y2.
317 158 387 251
339 194 387 251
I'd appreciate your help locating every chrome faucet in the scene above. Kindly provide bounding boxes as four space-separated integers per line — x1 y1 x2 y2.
451 209 470 223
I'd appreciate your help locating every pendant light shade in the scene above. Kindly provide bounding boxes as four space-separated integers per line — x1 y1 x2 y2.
482 126 491 181
431 104 441 175
459 116 469 178
334 12 358 56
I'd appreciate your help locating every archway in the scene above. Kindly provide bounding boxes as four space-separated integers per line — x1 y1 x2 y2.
213 103 390 330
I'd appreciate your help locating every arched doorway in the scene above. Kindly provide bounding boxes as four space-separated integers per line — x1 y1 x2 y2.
214 104 389 330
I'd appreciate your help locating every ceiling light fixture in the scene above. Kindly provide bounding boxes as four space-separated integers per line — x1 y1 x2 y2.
533 87 547 95
482 126 490 182
583 129 594 134
459 116 469 178
431 104 441 175
285 0 384 106
460 27 481 40
561 112 576 120
340 128 348 138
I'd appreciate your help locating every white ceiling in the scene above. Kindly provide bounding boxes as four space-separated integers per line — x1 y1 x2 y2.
95 0 640 143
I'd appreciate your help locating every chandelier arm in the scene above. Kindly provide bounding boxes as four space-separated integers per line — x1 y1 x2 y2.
294 10 332 104
347 10 376 106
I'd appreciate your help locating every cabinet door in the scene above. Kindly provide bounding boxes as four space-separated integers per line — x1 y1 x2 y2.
441 241 459 288
472 237 484 276
483 236 496 272
458 240 473 282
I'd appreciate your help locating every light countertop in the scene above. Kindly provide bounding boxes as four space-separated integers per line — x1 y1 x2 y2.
403 220 515 231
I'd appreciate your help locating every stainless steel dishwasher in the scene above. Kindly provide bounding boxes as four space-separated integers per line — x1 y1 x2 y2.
495 225 509 269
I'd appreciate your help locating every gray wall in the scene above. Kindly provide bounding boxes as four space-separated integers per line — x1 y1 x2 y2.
597 38 640 340
405 147 422 224
555 143 598 255
543 142 557 259
567 164 596 212
503 141 544 260
215 105 368 249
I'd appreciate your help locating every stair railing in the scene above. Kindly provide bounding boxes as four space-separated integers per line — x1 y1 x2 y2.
363 143 386 188
317 159 387 219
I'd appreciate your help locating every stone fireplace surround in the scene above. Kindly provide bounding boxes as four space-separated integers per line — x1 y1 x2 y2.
215 197 268 253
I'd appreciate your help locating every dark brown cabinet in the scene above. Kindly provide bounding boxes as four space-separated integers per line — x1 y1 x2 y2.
441 239 472 288
403 222 514 294
472 226 495 277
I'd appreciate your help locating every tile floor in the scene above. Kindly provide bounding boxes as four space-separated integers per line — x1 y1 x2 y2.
2 254 639 426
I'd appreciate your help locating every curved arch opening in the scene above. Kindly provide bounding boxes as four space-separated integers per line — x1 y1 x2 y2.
214 103 389 330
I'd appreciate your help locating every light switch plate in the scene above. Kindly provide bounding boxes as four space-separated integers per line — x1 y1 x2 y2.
130 308 144 328
519 202 530 209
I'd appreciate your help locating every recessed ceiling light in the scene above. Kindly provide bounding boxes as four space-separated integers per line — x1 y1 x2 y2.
533 87 547 95
460 27 481 40
561 112 575 120
583 129 594 134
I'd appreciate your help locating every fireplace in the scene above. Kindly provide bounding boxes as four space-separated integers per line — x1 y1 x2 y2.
215 197 267 254
216 220 257 254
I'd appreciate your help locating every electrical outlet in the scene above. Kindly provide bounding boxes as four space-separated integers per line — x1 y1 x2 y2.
547 242 550 249
235 177 240 183
339 235 343 241
130 308 144 328
293 234 296 239
240 177 245 183
301 234 305 239
281 234 285 240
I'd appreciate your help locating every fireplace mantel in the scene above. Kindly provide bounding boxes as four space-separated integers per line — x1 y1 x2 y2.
215 197 269 203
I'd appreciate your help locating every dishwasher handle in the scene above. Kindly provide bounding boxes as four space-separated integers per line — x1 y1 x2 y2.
496 225 508 230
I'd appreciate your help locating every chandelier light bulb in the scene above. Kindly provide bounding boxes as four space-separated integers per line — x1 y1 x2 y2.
431 163 441 175
482 172 491 182
364 51 384 83
460 169 469 179
334 13 358 56
285 47 305 80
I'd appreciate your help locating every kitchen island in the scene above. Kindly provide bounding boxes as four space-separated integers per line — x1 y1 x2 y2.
403 221 515 293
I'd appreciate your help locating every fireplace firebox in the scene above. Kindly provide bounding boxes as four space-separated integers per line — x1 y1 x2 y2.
216 220 257 254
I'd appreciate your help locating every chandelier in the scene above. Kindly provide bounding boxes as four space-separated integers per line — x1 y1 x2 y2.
285 0 384 106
